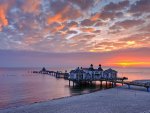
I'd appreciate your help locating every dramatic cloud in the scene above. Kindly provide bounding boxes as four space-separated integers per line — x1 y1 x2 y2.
0 3 9 31
112 19 145 29
104 0 129 11
69 0 95 10
119 33 150 47
21 0 41 14
0 0 149 53
80 27 95 33
80 19 95 26
139 24 150 32
129 0 150 13
47 1 82 25
99 11 123 20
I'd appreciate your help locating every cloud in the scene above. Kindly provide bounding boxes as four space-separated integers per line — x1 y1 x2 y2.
71 33 95 40
129 0 150 13
91 13 101 21
80 19 96 26
69 0 95 10
118 33 150 48
0 0 149 53
80 27 95 33
108 25 122 34
62 21 78 32
48 1 82 25
103 0 129 11
119 33 150 42
23 36 42 45
91 32 150 52
100 11 123 20
49 23 65 34
95 21 105 26
0 3 9 31
93 30 101 34
138 23 150 33
21 0 41 14
113 19 145 29
67 30 77 34
67 21 78 28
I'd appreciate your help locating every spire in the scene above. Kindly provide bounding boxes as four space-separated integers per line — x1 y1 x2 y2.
89 64 94 71
90 64 93 69
98 64 103 71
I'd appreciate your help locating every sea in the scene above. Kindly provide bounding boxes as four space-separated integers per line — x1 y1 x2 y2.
0 67 149 109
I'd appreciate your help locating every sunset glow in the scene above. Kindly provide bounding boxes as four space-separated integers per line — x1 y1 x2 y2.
0 0 149 67
0 1 150 112
115 62 150 67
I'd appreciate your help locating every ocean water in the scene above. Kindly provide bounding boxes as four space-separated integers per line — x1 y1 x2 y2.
0 67 149 109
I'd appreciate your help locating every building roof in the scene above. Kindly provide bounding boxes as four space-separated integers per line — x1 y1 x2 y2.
98 67 103 71
70 68 85 73
82 68 95 71
104 68 117 73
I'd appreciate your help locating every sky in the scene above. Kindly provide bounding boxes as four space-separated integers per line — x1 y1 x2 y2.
0 0 150 67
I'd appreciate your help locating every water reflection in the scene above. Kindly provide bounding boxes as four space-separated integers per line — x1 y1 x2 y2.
0 67 149 109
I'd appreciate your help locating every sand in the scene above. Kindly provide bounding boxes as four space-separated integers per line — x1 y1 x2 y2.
0 86 150 113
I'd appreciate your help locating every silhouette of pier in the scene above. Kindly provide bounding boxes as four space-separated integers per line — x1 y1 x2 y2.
32 67 150 92
32 67 69 79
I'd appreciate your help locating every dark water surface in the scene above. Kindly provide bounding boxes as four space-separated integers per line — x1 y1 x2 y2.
0 67 149 109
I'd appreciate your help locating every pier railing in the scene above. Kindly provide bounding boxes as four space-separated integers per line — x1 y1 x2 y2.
32 70 69 79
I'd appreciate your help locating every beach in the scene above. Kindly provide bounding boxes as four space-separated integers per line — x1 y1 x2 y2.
0 86 150 113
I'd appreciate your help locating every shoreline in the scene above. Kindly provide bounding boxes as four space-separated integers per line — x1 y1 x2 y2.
0 85 112 110
0 86 150 113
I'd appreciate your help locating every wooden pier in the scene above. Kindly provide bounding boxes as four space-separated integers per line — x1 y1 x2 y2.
32 67 150 92
32 68 69 79
68 78 150 92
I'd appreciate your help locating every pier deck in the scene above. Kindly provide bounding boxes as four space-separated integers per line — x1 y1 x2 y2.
32 70 69 79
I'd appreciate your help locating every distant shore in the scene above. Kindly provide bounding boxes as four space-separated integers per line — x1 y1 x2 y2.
0 86 150 113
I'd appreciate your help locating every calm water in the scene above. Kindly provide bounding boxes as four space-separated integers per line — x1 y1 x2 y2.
0 67 150 109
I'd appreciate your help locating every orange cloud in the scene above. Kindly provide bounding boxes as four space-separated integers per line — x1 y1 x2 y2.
48 13 65 24
0 4 9 31
69 22 78 29
47 6 70 24
47 5 81 24
81 27 95 32
50 24 65 33
22 0 41 14
91 13 100 21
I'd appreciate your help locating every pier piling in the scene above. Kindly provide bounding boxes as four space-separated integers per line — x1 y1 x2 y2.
69 80 70 86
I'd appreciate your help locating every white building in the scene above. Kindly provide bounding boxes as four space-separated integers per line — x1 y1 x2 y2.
103 68 117 79
69 64 117 81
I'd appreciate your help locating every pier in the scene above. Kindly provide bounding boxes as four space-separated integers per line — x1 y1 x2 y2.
68 77 127 88
68 78 150 92
68 64 150 92
32 66 150 92
32 67 69 79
